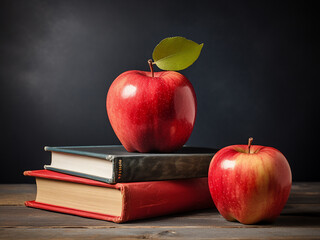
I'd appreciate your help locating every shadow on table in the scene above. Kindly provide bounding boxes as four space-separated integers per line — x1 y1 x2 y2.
274 204 320 227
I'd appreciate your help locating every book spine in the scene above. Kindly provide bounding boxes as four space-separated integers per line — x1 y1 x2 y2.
113 158 122 183
114 155 212 183
119 178 214 222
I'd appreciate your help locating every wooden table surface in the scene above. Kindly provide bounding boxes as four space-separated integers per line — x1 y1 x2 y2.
0 183 320 239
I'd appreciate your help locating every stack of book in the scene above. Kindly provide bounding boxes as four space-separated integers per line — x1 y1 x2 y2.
25 145 217 223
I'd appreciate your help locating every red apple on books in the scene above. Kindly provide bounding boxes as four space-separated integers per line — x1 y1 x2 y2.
106 37 203 152
208 138 292 224
106 63 196 152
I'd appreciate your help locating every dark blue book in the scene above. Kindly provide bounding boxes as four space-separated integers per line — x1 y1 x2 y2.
44 145 217 184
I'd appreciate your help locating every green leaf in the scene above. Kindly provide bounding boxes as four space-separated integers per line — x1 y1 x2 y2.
152 36 203 71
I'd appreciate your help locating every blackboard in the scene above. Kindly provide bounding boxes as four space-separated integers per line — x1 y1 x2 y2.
0 0 318 182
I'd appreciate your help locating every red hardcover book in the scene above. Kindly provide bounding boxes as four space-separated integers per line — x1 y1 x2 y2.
24 170 214 223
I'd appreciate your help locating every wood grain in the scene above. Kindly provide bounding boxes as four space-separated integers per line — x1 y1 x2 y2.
0 184 36 206
0 183 319 239
1 228 320 240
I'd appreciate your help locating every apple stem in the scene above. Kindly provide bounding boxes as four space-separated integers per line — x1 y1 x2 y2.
148 59 154 77
248 137 253 154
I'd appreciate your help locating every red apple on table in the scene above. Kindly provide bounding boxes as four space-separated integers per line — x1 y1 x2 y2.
208 138 292 224
106 60 196 153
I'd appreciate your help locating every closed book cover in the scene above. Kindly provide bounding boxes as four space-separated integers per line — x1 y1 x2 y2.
44 145 217 183
24 170 214 223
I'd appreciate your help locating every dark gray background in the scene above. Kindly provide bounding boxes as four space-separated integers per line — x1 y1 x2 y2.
1 0 318 183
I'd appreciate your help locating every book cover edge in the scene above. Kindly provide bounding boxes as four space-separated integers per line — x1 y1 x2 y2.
24 170 119 188
24 200 124 223
43 166 114 184
44 145 217 159
44 145 117 160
